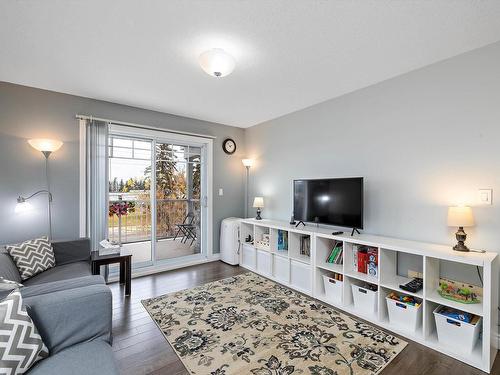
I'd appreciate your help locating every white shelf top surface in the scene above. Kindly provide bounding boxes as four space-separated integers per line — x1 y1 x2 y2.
241 218 497 266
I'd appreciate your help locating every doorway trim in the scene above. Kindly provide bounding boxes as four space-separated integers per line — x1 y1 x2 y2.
109 124 214 263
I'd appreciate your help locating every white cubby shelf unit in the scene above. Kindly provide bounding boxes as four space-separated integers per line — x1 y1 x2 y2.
239 218 498 373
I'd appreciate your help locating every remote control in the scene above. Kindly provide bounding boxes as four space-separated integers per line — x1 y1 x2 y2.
399 278 423 293
332 231 343 235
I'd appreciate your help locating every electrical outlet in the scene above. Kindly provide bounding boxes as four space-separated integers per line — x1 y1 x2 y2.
478 189 492 205
408 270 423 279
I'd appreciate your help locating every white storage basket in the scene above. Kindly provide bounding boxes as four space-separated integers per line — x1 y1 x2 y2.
351 284 378 314
386 295 422 333
433 306 482 354
322 275 343 304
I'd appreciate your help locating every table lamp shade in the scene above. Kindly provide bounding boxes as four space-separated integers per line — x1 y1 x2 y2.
448 206 474 227
253 197 264 208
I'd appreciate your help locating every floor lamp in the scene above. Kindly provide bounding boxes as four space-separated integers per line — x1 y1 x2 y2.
15 139 63 240
242 159 254 218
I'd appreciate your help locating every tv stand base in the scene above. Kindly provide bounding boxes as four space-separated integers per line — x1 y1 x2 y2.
351 228 360 236
295 221 305 228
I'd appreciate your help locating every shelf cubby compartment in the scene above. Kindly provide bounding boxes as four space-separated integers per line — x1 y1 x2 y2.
424 300 483 367
378 286 423 338
254 225 271 251
270 228 289 255
315 236 343 274
315 267 343 305
379 249 423 298
425 257 483 316
241 243 256 270
345 276 378 317
343 242 378 284
289 232 311 263
240 222 255 247
290 259 312 293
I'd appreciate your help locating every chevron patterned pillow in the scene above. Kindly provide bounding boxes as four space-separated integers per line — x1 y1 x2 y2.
0 290 49 374
5 237 56 281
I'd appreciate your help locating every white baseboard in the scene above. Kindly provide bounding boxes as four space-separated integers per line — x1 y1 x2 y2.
107 254 221 282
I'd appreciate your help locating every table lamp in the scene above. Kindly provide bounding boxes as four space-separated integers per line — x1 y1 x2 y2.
447 206 474 252
253 197 264 220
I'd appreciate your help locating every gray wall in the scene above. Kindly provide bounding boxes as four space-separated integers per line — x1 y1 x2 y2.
0 82 246 253
245 41 500 285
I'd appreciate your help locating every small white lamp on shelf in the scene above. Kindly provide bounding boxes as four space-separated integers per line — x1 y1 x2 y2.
447 206 474 252
253 197 264 220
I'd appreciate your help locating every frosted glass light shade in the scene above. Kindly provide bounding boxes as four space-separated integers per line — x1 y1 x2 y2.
15 200 33 214
242 159 254 167
448 206 474 227
199 49 235 77
28 139 63 153
253 197 264 208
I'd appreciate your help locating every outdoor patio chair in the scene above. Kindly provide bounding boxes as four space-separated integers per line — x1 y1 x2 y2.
173 212 195 243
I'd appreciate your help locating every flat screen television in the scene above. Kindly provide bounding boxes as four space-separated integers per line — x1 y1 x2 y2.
293 177 363 229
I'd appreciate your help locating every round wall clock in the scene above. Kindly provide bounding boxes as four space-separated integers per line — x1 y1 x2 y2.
222 138 236 154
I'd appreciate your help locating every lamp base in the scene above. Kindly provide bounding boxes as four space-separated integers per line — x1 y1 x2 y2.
255 208 262 220
452 226 470 252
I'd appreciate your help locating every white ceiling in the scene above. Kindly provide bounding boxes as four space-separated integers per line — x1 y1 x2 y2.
1 1 500 128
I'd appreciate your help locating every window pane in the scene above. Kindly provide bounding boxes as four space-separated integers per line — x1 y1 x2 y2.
134 140 151 150
112 138 132 148
134 149 151 160
112 147 132 158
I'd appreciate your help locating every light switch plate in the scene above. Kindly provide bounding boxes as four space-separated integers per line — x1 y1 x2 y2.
478 189 492 205
218 188 224 196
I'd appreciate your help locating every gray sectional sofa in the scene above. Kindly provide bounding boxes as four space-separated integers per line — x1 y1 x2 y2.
1 239 119 375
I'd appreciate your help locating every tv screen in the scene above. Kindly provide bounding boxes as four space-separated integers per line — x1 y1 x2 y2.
293 177 363 229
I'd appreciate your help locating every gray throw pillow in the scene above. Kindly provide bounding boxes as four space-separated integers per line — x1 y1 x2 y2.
5 237 56 281
0 290 49 374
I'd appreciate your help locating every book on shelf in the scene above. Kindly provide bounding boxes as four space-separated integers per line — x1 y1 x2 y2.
277 230 288 251
353 245 378 276
299 235 311 256
326 241 343 265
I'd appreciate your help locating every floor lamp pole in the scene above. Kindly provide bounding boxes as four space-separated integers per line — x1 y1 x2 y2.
43 151 53 241
245 166 250 218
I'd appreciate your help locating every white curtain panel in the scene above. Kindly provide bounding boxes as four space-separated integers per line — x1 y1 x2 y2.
84 119 109 251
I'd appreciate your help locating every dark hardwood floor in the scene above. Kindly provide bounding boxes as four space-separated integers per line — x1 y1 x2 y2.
110 261 499 375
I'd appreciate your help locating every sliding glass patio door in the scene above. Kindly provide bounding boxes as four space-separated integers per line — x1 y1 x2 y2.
107 125 211 271
154 142 202 262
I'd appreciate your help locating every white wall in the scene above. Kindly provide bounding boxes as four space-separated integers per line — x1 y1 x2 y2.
245 41 500 284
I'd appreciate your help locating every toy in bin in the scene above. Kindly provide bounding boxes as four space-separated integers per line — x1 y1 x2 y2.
437 306 477 324
387 292 421 307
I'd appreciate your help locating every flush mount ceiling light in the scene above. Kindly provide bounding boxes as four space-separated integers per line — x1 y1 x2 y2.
198 48 235 78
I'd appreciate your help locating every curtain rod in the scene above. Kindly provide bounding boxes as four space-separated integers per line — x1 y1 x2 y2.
76 114 217 140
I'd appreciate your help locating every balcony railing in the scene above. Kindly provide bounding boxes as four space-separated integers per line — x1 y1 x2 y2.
108 195 199 244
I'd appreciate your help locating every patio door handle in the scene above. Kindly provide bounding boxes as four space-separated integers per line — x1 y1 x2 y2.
202 196 208 207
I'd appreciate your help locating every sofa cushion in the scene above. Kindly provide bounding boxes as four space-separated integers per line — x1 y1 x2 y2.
28 340 118 375
0 249 22 284
0 290 49 374
5 237 56 281
20 275 104 298
51 239 91 266
23 262 91 286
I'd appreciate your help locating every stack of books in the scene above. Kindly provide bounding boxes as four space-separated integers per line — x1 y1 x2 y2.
326 241 343 264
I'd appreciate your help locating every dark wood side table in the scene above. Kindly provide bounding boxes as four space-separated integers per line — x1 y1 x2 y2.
91 250 132 296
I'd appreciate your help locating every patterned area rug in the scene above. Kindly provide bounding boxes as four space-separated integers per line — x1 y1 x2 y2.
142 272 407 375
